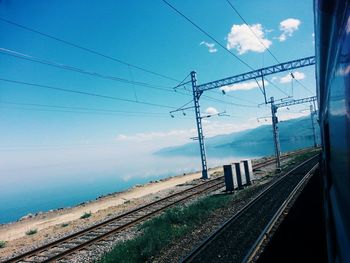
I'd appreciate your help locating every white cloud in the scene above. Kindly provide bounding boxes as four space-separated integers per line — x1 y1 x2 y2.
205 107 219 115
200 41 218 53
256 111 311 124
278 18 301 42
279 71 305 83
226 24 272 54
115 129 196 143
271 76 278 82
202 119 261 137
114 118 262 145
221 80 267 92
278 111 310 121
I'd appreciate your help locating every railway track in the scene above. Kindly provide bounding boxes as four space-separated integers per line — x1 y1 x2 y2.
243 160 320 263
2 149 314 263
182 154 319 263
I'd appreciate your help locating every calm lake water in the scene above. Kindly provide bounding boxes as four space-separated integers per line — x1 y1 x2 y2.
0 153 247 224
0 137 314 224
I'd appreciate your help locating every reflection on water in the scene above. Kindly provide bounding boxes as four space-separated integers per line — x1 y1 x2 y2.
0 154 245 224
0 137 313 224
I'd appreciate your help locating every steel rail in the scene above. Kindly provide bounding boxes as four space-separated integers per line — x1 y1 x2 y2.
181 154 319 262
242 161 320 263
40 182 225 262
4 179 224 263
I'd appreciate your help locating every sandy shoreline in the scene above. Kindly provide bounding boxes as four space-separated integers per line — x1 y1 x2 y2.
0 166 225 242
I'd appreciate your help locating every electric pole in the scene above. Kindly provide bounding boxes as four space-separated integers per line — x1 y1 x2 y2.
310 104 317 147
172 58 316 179
270 97 281 169
191 71 208 179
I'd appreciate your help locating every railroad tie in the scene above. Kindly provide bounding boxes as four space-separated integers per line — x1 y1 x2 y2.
22 255 49 262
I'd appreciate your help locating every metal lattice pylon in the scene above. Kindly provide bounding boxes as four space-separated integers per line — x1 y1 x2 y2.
191 71 208 179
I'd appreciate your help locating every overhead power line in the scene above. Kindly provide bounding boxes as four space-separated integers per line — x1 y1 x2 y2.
292 76 314 95
0 105 193 118
264 78 290 97
208 89 257 105
226 1 315 99
0 48 173 92
201 94 258 108
222 93 257 105
2 48 245 105
0 78 177 109
0 19 281 111
225 0 280 64
161 0 255 71
0 17 180 83
0 101 171 115
225 0 296 100
162 0 291 101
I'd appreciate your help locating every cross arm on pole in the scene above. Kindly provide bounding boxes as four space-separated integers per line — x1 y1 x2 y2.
197 56 315 92
275 96 317 109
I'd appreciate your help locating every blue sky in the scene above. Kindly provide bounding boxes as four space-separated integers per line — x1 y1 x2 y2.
0 0 316 180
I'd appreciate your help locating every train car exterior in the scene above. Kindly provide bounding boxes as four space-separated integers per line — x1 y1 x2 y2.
314 0 350 262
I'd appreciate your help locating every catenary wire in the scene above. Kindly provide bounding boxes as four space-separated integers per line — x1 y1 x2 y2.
293 77 314 95
226 0 280 64
0 78 177 109
0 101 171 115
201 94 258 108
1 16 275 103
1 48 256 108
0 105 194 118
0 17 181 83
162 0 293 101
161 0 255 71
226 0 313 99
0 20 285 111
0 48 174 92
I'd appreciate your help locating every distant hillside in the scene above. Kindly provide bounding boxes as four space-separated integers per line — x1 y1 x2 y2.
155 116 320 158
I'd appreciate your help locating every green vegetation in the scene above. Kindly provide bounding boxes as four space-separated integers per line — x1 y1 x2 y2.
80 212 92 219
284 150 318 169
98 194 235 263
291 150 317 163
25 229 38 236
0 240 6 248
60 223 69 227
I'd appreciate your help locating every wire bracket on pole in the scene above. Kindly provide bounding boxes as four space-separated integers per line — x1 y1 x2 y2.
255 75 268 104
262 76 267 104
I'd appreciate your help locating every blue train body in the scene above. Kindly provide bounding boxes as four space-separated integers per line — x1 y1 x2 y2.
315 0 350 262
